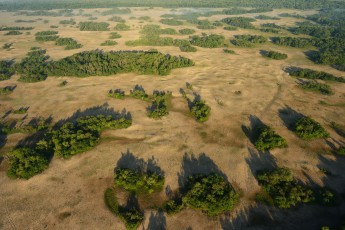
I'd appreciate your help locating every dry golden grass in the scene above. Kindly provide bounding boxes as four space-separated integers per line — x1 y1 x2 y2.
0 7 345 230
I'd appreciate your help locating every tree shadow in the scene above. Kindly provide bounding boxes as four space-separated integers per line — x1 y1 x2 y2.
330 122 345 139
220 204 276 230
54 103 131 128
245 147 277 177
278 105 305 131
177 152 228 192
259 50 268 56
2 110 12 119
147 210 167 230
115 149 164 177
118 193 143 213
241 115 265 146
304 50 319 63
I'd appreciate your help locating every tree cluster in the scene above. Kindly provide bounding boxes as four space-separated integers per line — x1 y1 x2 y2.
298 80 333 95
222 17 256 29
35 30 59 42
59 18 76 25
0 60 15 81
190 34 225 48
108 88 125 99
231 35 266 47
254 125 288 151
147 90 172 119
79 21 110 31
56 37 82 50
4 30 22 35
16 49 49 82
293 116 330 140
100 40 118 46
287 67 345 83
262 50 288 60
114 23 130 31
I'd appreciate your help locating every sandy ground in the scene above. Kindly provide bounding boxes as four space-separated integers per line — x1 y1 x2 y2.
0 7 345 230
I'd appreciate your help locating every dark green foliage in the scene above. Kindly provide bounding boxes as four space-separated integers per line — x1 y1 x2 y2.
100 40 118 46
13 107 28 114
47 50 194 77
109 32 122 39
4 30 22 35
298 80 333 95
1 117 50 134
335 147 345 156
160 28 177 35
293 116 330 140
173 39 191 47
104 188 144 230
271 37 316 48
79 21 109 31
115 168 164 194
255 15 280 20
223 7 273 15
126 25 175 46
317 189 336 206
287 67 345 83
59 19 76 25
129 85 148 100
223 26 238 31
101 8 131 15
7 148 49 179
108 88 125 99
254 125 288 151
189 97 211 122
147 90 172 119
180 45 197 52
162 199 184 215
0 86 15 95
279 13 304 18
261 23 284 29
190 34 225 48
108 16 125 23
196 20 216 30
2 43 13 50
223 49 236 54
179 28 195 35
233 35 267 45
0 26 33 31
44 114 132 158
262 50 287 60
182 174 238 216
35 30 59 42
257 168 315 208
56 38 82 50
114 23 130 31
159 18 183 26
0 60 15 81
14 9 75 17
15 19 36 23
259 28 280 34
16 49 49 82
289 22 333 38
222 17 256 29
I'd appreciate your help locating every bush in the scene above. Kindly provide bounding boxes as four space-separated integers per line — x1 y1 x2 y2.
287 68 345 83
293 116 330 140
59 80 68 86
182 174 238 216
100 40 118 46
298 80 333 95
115 168 164 194
2 43 13 50
254 125 288 151
56 38 82 50
223 26 238 31
79 21 109 31
35 35 59 42
138 16 150 20
335 147 345 156
114 23 130 31
43 115 132 158
108 89 125 99
162 199 184 215
5 30 22 35
232 35 267 47
59 19 76 25
109 32 122 39
179 28 195 35
173 39 190 47
0 86 15 95
255 15 280 20
104 187 119 215
16 49 49 82
0 60 15 81
0 26 33 31
159 18 183 26
222 17 256 29
190 34 225 48
317 189 336 206
223 49 236 54
260 28 280 34
190 97 211 122
160 28 177 35
271 37 316 48
180 45 197 52
147 90 172 119
129 85 148 100
7 148 49 179
262 50 287 60
108 16 125 23
13 107 28 114
257 168 315 208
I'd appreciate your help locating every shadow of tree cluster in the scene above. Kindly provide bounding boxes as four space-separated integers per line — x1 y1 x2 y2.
115 149 164 177
241 115 265 146
147 210 167 230
177 152 228 192
245 147 277 177
278 105 305 132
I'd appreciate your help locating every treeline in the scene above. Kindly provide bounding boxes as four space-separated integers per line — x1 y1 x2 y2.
286 67 345 83
0 26 33 31
1 0 343 10
47 50 194 77
79 21 110 31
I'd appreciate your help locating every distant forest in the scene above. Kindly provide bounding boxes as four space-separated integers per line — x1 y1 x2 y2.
0 0 344 10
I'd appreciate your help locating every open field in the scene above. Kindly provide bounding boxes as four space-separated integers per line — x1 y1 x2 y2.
0 7 345 230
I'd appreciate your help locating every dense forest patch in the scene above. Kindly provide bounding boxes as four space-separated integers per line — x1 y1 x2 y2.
190 34 225 48
56 37 82 50
0 60 15 81
222 17 256 29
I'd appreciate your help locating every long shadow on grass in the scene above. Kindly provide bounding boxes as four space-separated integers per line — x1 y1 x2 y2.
147 210 167 230
177 152 228 192
115 150 164 177
241 115 265 146
245 147 277 177
278 105 305 131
